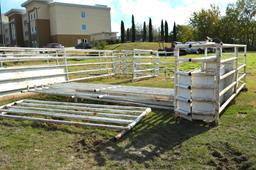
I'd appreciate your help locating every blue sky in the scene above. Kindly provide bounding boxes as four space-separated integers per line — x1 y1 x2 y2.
1 0 237 33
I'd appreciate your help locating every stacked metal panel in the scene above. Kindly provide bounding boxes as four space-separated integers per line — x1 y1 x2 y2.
32 82 174 110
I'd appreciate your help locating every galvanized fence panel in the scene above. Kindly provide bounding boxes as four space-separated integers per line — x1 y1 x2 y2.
174 42 247 123
0 99 151 140
0 47 118 96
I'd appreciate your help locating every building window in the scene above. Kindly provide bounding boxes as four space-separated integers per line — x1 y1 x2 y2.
11 23 16 40
31 26 36 34
82 24 86 32
81 11 86 18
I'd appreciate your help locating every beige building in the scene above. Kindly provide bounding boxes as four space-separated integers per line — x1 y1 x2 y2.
1 15 10 45
4 0 116 47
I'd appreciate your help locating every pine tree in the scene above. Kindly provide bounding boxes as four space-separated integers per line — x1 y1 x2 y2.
149 18 153 42
120 21 125 43
143 21 147 42
173 22 177 41
165 21 169 42
161 20 164 41
131 15 136 42
126 28 130 42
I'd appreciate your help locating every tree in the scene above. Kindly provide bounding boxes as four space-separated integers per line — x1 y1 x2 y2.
126 28 130 42
172 22 177 41
177 25 194 42
149 18 153 42
143 21 147 42
165 21 169 42
189 5 221 40
131 15 136 42
160 20 164 41
120 21 125 43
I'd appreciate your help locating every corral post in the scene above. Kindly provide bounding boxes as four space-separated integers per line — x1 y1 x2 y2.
215 44 222 124
56 49 59 65
112 51 116 75
244 46 247 89
63 49 69 81
155 51 160 76
234 47 238 93
174 47 180 114
132 50 136 81
204 48 208 57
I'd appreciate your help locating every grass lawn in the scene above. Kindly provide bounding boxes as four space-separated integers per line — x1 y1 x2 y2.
0 51 255 169
103 42 171 50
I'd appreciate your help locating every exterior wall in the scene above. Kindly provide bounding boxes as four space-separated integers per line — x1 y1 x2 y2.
49 3 111 35
6 1 114 47
8 14 24 47
1 15 9 45
36 19 51 47
22 14 29 41
3 23 10 45
51 34 90 47
24 1 51 47
26 1 50 20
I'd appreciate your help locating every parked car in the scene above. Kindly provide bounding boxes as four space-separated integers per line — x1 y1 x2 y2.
44 43 64 48
158 41 187 56
185 48 202 54
185 41 204 54
75 42 92 49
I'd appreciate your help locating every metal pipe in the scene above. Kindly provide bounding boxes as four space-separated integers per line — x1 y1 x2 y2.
11 106 138 119
24 99 146 110
219 83 246 113
0 108 133 125
115 108 151 140
0 114 128 130
17 102 142 114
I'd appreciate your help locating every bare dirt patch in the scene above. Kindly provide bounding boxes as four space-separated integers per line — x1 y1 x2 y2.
207 142 253 170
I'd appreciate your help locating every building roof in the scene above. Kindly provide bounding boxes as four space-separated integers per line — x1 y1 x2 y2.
21 0 53 7
49 2 111 10
4 9 26 16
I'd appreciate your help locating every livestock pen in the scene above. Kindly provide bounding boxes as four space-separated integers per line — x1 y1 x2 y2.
0 42 247 137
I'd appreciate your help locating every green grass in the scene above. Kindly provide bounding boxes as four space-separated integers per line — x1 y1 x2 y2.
0 51 256 169
104 42 171 50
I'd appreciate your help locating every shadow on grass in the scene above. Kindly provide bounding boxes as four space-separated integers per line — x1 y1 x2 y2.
93 110 212 166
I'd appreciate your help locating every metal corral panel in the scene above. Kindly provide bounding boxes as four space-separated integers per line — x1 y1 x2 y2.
191 71 216 114
31 82 174 110
0 99 151 140
0 67 67 94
